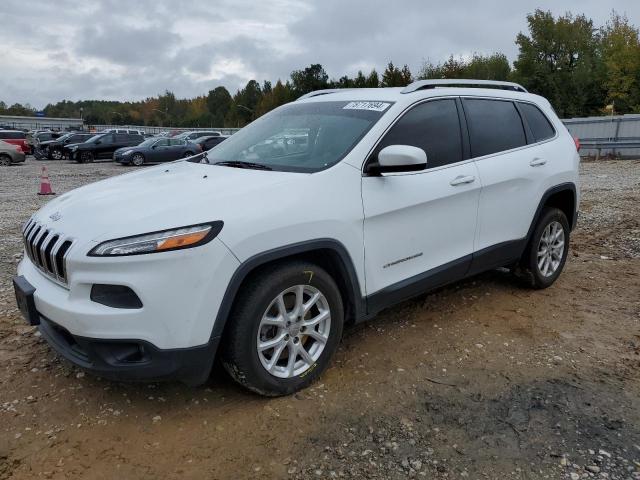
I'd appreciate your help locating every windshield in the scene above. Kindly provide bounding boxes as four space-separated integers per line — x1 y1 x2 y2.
55 133 71 142
138 138 158 147
85 134 105 143
203 101 391 173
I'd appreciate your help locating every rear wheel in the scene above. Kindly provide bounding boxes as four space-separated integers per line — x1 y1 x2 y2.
0 155 11 166
519 207 570 289
183 151 194 158
222 261 344 396
131 153 145 166
50 148 63 160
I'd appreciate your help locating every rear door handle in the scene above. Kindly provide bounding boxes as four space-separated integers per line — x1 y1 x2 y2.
450 175 475 186
530 157 547 167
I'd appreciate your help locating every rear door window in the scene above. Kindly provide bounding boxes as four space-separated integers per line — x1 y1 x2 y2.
518 102 556 143
462 99 527 158
373 99 463 169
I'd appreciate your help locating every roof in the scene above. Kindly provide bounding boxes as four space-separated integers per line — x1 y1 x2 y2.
297 86 537 103
295 80 547 108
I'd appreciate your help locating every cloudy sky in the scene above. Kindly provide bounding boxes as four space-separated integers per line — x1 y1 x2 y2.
1 0 638 108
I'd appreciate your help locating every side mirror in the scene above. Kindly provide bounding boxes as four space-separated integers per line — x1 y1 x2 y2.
151 145 157 149
366 145 427 175
95 140 101 145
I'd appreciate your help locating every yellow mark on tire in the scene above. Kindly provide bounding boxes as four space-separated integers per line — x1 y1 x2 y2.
299 362 317 377
303 270 314 283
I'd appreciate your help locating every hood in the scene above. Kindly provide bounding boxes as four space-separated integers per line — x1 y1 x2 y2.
114 146 138 154
31 161 300 249
39 139 60 147
64 142 84 149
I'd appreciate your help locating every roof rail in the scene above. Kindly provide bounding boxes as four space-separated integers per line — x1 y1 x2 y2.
296 89 354 101
401 79 528 94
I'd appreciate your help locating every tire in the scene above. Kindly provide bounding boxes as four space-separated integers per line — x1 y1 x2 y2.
79 151 94 163
222 261 344 396
131 153 145 166
519 207 570 289
0 155 11 166
50 148 63 160
183 151 194 158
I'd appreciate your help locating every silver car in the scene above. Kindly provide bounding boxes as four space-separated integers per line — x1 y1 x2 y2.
0 140 26 166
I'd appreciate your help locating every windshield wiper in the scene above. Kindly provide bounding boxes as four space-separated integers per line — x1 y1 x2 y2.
214 160 272 171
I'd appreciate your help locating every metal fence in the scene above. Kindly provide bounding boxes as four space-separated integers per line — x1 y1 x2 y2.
0 114 83 131
562 114 640 158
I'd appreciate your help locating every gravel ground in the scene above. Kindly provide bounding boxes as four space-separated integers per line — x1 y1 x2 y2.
0 158 639 480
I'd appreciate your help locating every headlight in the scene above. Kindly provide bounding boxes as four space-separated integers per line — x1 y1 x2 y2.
122 150 134 155
89 222 223 256
70 146 78 151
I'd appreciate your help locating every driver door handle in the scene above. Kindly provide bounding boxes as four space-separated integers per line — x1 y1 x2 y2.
450 175 475 186
529 157 547 167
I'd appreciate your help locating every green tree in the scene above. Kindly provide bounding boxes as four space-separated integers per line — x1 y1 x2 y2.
381 62 412 87
206 86 232 126
255 80 295 116
600 12 640 113
290 64 329 95
366 69 380 87
419 53 510 81
352 71 367 87
512 9 604 117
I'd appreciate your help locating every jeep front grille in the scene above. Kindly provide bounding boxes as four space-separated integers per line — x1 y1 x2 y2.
22 218 74 287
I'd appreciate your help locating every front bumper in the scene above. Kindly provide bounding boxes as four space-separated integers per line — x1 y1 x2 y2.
17 236 239 347
113 153 132 164
38 314 219 385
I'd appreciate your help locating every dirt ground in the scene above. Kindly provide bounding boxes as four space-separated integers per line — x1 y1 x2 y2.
0 158 639 480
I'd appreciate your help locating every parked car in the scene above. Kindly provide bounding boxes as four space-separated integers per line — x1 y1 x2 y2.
102 128 146 136
39 133 94 160
13 80 579 395
175 130 221 141
191 135 228 151
0 130 30 153
114 137 201 166
0 140 26 165
67 132 144 162
30 131 64 154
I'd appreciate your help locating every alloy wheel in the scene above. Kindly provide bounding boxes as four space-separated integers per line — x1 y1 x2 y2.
256 285 331 378
537 220 565 277
132 153 144 166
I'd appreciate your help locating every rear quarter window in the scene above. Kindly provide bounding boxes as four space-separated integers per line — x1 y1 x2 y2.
519 102 556 142
462 99 527 158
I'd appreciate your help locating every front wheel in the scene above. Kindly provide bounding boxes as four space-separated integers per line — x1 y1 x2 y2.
183 151 194 158
131 153 145 166
0 155 11 166
50 148 63 160
519 207 570 289
222 261 344 396
79 151 94 163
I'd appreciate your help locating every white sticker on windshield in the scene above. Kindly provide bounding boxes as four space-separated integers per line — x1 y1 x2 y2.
343 101 391 112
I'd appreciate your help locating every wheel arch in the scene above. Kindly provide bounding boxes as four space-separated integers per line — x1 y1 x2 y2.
209 239 365 345
526 183 577 244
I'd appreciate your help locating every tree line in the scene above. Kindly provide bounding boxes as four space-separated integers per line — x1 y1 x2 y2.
1 10 638 127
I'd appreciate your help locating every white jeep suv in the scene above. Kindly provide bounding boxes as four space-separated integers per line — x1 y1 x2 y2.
13 80 579 396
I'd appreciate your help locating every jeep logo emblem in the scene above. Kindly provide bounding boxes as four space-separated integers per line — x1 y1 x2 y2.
49 212 62 222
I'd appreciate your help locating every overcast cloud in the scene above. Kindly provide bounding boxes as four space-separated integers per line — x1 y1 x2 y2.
1 0 638 108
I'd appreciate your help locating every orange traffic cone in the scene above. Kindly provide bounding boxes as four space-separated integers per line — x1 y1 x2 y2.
38 166 55 196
